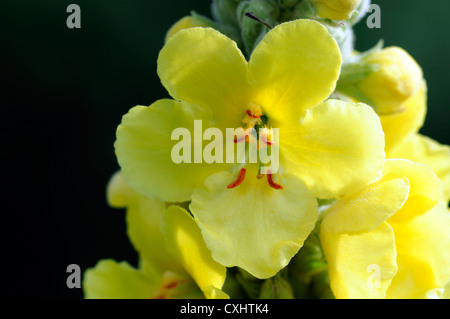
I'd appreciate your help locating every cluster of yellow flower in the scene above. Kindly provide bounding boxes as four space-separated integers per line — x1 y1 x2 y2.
83 0 450 299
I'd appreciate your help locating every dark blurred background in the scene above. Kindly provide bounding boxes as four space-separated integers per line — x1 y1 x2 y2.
1 0 448 298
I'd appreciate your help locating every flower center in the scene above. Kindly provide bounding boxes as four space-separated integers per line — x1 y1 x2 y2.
227 104 282 190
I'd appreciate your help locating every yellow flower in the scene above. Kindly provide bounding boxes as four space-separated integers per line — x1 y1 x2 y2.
115 19 385 278
83 172 228 299
320 159 449 298
165 15 213 42
311 0 362 20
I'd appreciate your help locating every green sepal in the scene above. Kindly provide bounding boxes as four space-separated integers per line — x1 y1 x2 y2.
211 0 244 28
237 0 280 56
258 270 294 299
235 268 264 299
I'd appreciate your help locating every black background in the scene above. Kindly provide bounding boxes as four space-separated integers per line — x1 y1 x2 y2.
1 0 449 298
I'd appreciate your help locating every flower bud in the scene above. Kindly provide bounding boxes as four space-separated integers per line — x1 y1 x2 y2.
165 14 215 42
356 47 423 115
311 0 362 20
259 273 294 299
237 0 280 55
211 0 243 28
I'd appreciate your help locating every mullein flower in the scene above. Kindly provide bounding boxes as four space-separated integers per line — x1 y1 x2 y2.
310 0 362 21
83 172 228 299
115 19 385 278
320 159 450 298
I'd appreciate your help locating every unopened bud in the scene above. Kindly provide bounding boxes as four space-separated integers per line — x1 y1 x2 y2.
211 0 243 28
165 14 215 42
357 47 423 114
259 272 294 299
237 0 280 55
311 0 362 21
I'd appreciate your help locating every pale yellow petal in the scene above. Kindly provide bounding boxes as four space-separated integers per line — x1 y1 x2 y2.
383 159 443 222
126 192 184 276
190 166 318 279
106 170 135 208
387 202 450 298
202 285 230 299
83 259 157 299
158 27 250 129
322 177 410 234
115 100 232 202
320 222 398 299
281 99 385 199
249 19 341 125
162 205 227 292
388 134 450 202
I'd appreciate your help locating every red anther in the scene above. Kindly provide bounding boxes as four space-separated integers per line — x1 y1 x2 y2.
164 282 178 289
234 135 246 143
246 109 261 119
260 134 275 145
227 168 247 189
267 173 283 190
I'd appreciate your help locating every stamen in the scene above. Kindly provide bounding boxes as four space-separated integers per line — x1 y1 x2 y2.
267 173 283 190
234 133 249 143
260 133 275 146
164 282 178 289
227 168 247 189
246 109 261 119
245 12 273 30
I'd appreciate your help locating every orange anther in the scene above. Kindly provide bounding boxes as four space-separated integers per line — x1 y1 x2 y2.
267 173 283 190
227 168 247 189
246 109 261 119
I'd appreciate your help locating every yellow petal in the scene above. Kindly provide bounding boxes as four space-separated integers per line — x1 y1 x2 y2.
202 285 230 299
249 19 341 125
322 177 410 234
387 202 450 298
190 167 318 279
388 134 450 203
281 99 385 199
162 205 227 293
383 159 443 222
83 259 157 299
380 80 427 152
106 170 135 208
115 100 232 202
320 222 398 299
165 16 213 41
126 192 184 276
158 27 250 129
